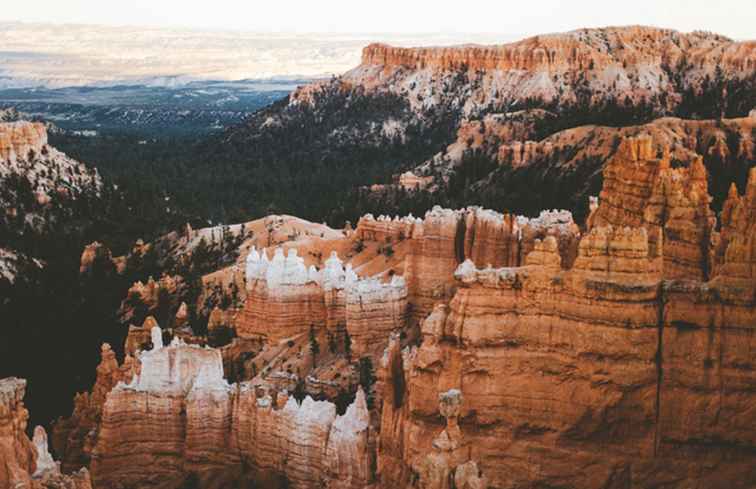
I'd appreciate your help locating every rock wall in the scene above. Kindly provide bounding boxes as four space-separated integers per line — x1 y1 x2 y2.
0 121 47 162
589 135 716 280
239 247 409 358
0 377 36 488
404 206 579 322
356 27 755 111
361 27 754 74
375 166 756 489
355 214 420 244
1 377 92 489
89 328 373 489
346 276 408 358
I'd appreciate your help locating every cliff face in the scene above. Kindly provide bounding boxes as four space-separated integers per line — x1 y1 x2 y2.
0 121 102 285
0 122 100 206
375 167 756 489
403 206 579 321
52 343 138 473
590 135 714 280
0 378 36 488
361 27 753 74
238 246 409 359
352 27 755 117
0 377 92 489
48 142 756 489
214 26 754 238
0 121 47 161
87 326 374 489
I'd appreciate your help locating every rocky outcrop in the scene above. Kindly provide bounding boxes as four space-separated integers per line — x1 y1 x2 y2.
589 135 715 280
52 344 137 473
356 27 755 115
79 242 115 276
414 390 486 489
239 247 409 358
375 160 755 488
0 121 47 161
1 377 36 488
1 378 92 489
346 276 408 358
403 206 579 321
88 326 374 489
91 332 231 487
123 274 179 316
355 214 420 244
240 248 328 342
362 27 752 73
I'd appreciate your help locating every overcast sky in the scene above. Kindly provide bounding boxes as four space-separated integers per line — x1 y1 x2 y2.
1 0 754 39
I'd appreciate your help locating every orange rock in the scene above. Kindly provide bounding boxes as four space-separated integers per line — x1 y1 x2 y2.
0 121 47 161
1 378 92 489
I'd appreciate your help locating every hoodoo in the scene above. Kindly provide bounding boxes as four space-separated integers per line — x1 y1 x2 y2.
3 22 755 489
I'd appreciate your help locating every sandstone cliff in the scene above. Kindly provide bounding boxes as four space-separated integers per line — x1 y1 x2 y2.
1 377 92 489
374 155 756 489
49 126 756 489
351 27 755 117
86 326 374 489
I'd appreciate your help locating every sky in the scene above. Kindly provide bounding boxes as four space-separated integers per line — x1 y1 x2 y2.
1 0 754 39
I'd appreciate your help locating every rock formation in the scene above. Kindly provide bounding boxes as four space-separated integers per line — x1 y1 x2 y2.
589 135 716 280
239 246 409 358
240 247 329 342
52 343 137 473
0 377 36 488
354 27 754 116
403 206 580 321
1 377 92 489
373 156 756 488
87 326 374 489
0 121 47 161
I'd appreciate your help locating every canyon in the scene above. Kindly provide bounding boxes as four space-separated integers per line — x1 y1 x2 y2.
36 133 755 489
2 25 756 489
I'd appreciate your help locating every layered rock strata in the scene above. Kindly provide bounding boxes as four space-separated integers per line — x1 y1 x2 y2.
1 377 92 489
0 121 47 161
239 247 409 358
403 206 579 321
589 135 716 280
375 168 756 489
52 343 137 473
353 27 755 116
89 327 373 489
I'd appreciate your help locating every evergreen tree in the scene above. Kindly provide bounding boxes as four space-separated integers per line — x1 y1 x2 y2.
309 325 320 364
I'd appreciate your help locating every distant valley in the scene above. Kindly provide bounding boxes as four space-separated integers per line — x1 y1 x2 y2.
0 80 304 136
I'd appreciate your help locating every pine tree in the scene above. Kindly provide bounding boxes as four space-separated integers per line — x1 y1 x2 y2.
309 325 320 364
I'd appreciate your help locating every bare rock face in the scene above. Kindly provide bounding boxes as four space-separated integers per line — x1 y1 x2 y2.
121 274 180 322
86 328 375 489
0 377 36 488
590 135 716 280
414 390 487 489
404 206 579 322
1 378 92 489
32 426 58 478
52 343 137 473
91 333 232 487
45 129 755 488
375 161 755 488
239 246 409 358
0 121 47 161
346 277 408 358
239 247 328 342
353 27 755 117
355 214 420 244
